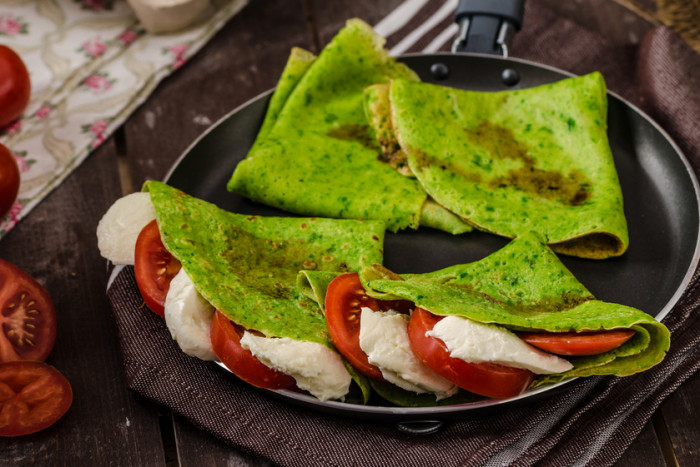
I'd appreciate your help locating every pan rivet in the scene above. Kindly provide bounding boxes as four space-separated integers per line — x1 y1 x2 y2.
502 68 520 86
430 63 449 80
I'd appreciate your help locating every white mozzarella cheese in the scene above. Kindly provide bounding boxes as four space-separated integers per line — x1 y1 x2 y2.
163 268 217 361
359 308 457 400
240 333 351 402
427 315 573 374
96 192 156 265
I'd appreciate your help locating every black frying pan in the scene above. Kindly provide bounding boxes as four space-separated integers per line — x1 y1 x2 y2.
162 2 700 426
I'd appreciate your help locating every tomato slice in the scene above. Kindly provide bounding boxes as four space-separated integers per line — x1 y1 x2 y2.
209 310 296 390
134 219 182 317
518 329 635 356
0 259 56 363
407 308 534 399
0 361 72 436
324 272 414 381
0 143 20 218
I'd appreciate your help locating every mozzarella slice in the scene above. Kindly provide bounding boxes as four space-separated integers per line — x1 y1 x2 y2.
240 334 351 402
96 192 156 265
359 308 458 400
427 315 573 374
163 268 216 361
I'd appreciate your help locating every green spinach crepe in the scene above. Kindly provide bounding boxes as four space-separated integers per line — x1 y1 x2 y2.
388 75 629 259
358 232 668 387
228 19 471 235
144 181 385 348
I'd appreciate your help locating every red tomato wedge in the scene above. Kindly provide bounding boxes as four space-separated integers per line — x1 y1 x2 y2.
324 272 414 381
0 361 72 437
0 259 56 363
407 308 534 399
518 329 635 356
210 310 296 390
134 219 182 317
0 143 20 218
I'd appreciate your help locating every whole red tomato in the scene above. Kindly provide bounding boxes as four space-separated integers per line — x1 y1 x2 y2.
0 143 20 218
0 45 31 128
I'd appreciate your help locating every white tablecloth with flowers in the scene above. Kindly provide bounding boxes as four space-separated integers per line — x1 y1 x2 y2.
0 0 247 238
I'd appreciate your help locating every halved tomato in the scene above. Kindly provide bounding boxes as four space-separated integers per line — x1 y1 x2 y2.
518 329 635 356
0 258 56 363
209 310 296 390
134 219 181 317
407 308 534 399
324 272 413 381
0 361 72 437
0 143 20 218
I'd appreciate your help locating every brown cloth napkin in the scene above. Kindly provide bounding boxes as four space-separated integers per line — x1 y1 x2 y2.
106 1 700 465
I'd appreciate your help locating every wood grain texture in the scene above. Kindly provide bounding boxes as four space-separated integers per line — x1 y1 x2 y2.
659 374 700 466
0 139 165 465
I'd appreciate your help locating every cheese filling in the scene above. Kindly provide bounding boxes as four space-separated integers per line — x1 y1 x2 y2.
359 308 458 400
427 315 573 374
163 268 217 361
240 333 351 402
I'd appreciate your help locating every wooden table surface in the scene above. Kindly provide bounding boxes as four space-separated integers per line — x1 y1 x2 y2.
1 0 698 465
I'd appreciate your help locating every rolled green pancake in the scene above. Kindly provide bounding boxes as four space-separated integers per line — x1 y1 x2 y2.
228 19 428 232
144 181 385 348
360 232 669 385
389 74 629 258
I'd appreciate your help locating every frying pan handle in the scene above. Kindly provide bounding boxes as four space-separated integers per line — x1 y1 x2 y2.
452 0 525 56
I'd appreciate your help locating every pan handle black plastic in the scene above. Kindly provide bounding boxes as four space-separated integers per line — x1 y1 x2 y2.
452 0 525 56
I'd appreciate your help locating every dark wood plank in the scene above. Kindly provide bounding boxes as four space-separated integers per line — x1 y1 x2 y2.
0 138 165 465
173 415 274 467
614 421 668 466
659 373 700 466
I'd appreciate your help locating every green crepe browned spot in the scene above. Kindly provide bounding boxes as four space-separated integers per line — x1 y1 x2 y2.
227 19 427 233
144 181 385 348
389 74 629 258
361 232 669 384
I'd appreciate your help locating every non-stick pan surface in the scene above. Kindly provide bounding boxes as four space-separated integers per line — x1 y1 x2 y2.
163 53 700 420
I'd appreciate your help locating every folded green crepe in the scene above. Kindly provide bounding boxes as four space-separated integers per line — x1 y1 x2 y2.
144 181 385 348
359 232 669 386
388 74 629 259
228 19 471 235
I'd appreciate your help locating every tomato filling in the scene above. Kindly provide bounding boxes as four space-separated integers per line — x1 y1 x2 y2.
324 272 413 381
518 329 635 356
209 310 296 390
134 219 182 317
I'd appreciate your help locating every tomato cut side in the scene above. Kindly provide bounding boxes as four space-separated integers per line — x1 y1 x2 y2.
210 310 296 390
0 45 31 128
407 308 534 399
0 259 56 363
0 143 20 219
324 272 414 381
0 361 72 436
134 219 182 317
518 329 636 356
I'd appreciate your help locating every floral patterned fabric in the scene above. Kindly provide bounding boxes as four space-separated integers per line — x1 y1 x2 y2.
0 0 247 237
